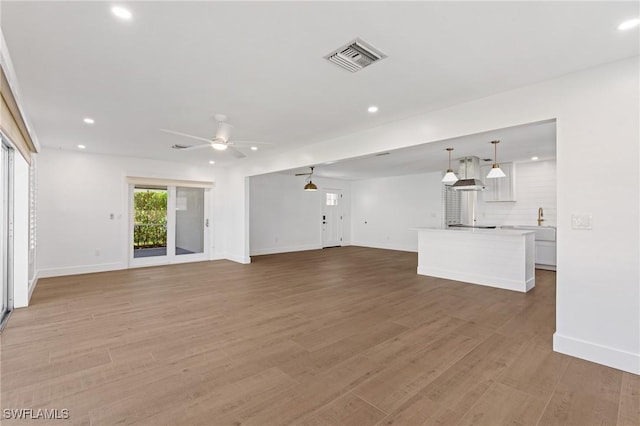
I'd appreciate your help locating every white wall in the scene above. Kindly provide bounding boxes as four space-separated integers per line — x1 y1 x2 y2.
226 57 639 374
37 148 218 277
351 172 443 252
250 173 350 256
479 160 557 227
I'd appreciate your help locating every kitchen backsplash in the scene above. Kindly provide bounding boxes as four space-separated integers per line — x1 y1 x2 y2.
478 159 556 227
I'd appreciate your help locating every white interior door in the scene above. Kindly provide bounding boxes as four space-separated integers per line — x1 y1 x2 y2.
322 190 342 248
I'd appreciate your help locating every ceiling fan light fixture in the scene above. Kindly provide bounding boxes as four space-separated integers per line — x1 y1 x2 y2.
212 142 228 151
486 140 505 179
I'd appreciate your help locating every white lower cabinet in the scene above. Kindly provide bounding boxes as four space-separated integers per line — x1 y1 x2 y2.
535 240 556 270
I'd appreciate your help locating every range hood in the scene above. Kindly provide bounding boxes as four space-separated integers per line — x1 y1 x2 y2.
451 157 486 191
452 178 486 191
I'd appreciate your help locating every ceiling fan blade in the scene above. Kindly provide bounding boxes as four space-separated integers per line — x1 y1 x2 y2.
227 146 246 159
181 144 213 151
160 129 212 144
215 122 233 143
231 140 274 146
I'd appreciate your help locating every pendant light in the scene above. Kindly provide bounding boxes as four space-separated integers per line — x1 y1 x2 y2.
486 140 506 179
303 166 318 191
441 148 459 184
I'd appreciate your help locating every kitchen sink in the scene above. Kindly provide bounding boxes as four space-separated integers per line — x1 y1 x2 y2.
501 225 556 241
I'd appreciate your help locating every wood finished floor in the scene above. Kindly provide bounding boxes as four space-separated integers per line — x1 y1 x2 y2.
1 247 638 426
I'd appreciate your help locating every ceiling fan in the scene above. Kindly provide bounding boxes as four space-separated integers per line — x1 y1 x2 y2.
295 166 318 191
160 114 268 159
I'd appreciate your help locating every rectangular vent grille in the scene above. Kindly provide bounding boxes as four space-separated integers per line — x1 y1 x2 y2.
325 38 387 73
444 185 461 226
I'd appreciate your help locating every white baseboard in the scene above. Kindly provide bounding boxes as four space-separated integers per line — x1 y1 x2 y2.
536 264 557 271
38 262 126 278
28 271 39 302
417 265 532 293
210 252 226 261
350 241 417 253
250 244 322 256
554 332 640 375
225 253 251 264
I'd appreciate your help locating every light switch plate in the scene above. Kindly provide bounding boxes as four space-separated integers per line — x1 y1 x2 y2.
572 214 592 230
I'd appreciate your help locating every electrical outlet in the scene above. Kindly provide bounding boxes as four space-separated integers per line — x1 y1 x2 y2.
572 214 592 230
109 213 115 220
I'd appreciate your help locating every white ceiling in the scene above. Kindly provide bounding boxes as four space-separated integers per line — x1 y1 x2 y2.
1 2 638 167
281 120 556 180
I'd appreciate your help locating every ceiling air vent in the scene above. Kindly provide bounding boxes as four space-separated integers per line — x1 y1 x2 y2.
325 38 387 73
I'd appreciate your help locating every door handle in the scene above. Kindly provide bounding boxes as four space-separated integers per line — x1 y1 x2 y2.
205 219 209 227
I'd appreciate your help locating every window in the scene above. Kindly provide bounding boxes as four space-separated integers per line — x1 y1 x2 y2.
326 192 338 206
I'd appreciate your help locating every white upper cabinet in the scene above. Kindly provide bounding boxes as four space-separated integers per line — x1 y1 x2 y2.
481 162 516 202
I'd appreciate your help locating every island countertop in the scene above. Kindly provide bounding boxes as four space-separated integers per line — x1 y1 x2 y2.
411 227 535 236
413 227 535 292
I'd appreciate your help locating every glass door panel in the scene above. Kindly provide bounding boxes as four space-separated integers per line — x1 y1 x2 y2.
175 187 204 255
133 187 168 258
1 142 11 325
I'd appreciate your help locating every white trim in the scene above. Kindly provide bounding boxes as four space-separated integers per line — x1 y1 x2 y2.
350 241 417 253
38 262 126 278
536 264 557 271
126 176 213 188
27 270 38 302
417 265 534 293
553 333 640 375
225 253 251 264
250 244 322 256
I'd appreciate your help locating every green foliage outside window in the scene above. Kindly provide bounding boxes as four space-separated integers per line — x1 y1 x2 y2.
134 190 167 248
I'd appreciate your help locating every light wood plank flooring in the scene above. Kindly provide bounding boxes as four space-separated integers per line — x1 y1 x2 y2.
1 247 638 425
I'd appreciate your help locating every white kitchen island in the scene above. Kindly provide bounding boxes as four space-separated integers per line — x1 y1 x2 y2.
413 227 535 292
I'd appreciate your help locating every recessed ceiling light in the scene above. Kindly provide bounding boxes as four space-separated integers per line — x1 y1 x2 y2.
618 18 640 31
209 160 215 164
83 118 95 124
77 144 86 149
250 146 258 151
531 156 539 161
367 106 378 113
111 6 132 20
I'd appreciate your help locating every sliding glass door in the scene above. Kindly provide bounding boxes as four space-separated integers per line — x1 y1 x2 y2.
133 186 168 259
0 141 12 328
130 184 209 267
175 187 205 257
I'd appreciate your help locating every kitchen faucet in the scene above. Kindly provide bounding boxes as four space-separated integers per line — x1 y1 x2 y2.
537 207 544 226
